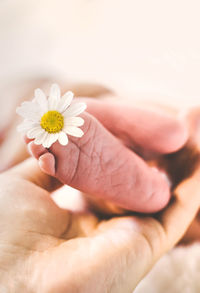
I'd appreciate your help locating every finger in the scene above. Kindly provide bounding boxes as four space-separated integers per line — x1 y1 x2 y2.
83 99 188 155
30 112 170 213
0 126 30 172
54 175 200 293
6 158 61 192
186 106 200 148
160 169 200 250
0 161 72 242
180 211 200 244
28 141 48 159
135 170 200 263
37 166 200 292
46 216 153 292
68 81 112 98
39 153 56 176
87 169 200 291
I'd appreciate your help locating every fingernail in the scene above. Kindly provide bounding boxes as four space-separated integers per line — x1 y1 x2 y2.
151 167 172 187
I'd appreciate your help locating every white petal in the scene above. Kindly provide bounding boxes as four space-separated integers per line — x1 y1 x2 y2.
17 101 40 113
49 133 59 146
48 84 60 110
57 91 74 113
34 88 48 113
58 132 69 145
35 88 46 100
17 120 39 133
48 96 58 111
43 133 59 148
16 101 42 121
64 117 84 127
17 123 29 133
46 136 56 148
64 126 84 137
27 127 45 139
34 131 48 145
42 133 50 148
63 102 87 118
49 84 61 100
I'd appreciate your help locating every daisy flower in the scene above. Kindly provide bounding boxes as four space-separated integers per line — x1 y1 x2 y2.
16 84 87 148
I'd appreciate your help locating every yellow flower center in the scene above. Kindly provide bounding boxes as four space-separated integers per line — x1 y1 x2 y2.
40 111 64 133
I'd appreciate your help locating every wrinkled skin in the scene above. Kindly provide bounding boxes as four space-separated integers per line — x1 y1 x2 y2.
0 82 200 292
27 100 188 213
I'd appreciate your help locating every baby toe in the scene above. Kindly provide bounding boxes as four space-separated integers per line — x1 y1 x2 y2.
38 153 55 176
28 141 48 159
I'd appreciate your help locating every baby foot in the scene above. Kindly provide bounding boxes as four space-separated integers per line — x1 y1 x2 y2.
26 112 171 213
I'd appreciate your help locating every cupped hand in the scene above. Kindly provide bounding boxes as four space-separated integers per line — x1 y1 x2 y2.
1 158 200 293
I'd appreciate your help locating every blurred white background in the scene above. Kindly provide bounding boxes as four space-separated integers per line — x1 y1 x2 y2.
1 1 200 292
1 0 200 107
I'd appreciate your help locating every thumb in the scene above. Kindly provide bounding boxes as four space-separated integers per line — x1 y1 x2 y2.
6 158 61 192
84 99 188 156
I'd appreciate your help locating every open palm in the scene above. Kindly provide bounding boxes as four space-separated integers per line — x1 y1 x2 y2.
1 159 200 293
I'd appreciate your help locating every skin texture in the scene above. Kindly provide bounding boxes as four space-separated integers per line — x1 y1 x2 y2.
1 83 200 292
27 103 187 212
26 97 200 243
0 159 200 292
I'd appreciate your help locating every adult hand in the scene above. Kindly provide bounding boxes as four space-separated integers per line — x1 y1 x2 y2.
1 158 200 293
84 101 200 243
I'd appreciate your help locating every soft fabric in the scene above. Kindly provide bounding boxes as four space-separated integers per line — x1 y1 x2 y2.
135 243 200 293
